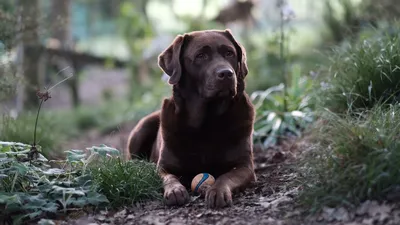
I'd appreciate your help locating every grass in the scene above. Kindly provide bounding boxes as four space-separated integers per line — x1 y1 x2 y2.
296 23 400 212
298 104 400 211
316 31 400 113
90 157 162 208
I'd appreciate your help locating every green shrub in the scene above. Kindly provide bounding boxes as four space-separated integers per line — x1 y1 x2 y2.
251 64 315 148
317 32 400 113
298 104 400 211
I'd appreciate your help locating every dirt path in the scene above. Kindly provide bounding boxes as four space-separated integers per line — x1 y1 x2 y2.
88 164 300 225
60 142 302 225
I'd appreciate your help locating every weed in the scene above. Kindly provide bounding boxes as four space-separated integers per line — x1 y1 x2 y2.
250 1 314 148
316 32 400 113
1 71 78 159
1 114 62 159
298 104 400 211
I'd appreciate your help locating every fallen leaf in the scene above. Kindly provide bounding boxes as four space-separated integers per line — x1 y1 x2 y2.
126 215 135 220
366 202 391 222
361 218 374 225
113 209 127 218
322 207 352 222
259 196 292 209
322 207 336 222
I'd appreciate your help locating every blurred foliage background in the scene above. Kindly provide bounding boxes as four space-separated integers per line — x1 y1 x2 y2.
0 0 399 158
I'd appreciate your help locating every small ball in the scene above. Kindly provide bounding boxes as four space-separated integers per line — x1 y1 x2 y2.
191 173 215 195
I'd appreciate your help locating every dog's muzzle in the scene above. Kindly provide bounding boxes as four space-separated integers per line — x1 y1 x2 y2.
214 67 236 98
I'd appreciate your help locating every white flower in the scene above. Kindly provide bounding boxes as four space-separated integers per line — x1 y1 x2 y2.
276 0 296 21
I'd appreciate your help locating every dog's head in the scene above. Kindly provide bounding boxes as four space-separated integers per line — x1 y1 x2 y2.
158 29 248 99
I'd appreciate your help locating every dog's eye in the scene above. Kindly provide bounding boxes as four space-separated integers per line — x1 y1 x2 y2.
196 53 207 60
225 51 234 57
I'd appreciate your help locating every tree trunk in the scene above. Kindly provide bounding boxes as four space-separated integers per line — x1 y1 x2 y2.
51 0 72 43
50 0 78 107
19 0 40 109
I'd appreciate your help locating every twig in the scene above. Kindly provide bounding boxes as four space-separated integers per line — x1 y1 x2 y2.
28 67 73 161
33 99 44 146
280 3 288 113
47 67 73 91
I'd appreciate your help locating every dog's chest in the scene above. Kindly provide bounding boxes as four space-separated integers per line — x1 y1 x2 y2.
166 126 240 174
160 103 252 177
173 148 236 178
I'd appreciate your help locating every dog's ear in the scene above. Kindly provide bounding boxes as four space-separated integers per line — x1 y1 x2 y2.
223 29 248 78
158 34 187 85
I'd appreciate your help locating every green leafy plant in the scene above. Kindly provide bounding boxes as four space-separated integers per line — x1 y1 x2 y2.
0 142 163 224
0 142 110 224
298 104 400 211
251 64 314 148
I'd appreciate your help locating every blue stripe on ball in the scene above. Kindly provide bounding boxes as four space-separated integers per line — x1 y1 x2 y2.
194 173 209 192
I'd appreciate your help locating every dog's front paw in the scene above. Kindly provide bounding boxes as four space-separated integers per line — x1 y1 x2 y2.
164 183 190 206
205 185 233 208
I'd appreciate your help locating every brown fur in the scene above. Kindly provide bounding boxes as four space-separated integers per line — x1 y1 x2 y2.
126 29 256 208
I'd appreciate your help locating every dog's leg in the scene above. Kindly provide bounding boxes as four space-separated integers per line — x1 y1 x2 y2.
205 165 255 208
160 171 190 206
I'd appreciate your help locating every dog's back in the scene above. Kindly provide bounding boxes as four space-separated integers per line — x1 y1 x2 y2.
125 110 160 162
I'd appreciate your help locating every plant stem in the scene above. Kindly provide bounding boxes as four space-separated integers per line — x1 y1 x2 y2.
280 9 288 112
33 99 44 146
11 171 19 192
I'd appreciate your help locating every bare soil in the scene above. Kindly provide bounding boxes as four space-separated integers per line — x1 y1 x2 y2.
56 137 304 225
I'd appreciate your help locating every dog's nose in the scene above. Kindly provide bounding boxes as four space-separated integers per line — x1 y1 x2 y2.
216 68 234 80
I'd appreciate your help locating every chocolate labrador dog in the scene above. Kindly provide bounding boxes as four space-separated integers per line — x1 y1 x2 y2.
126 29 256 208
